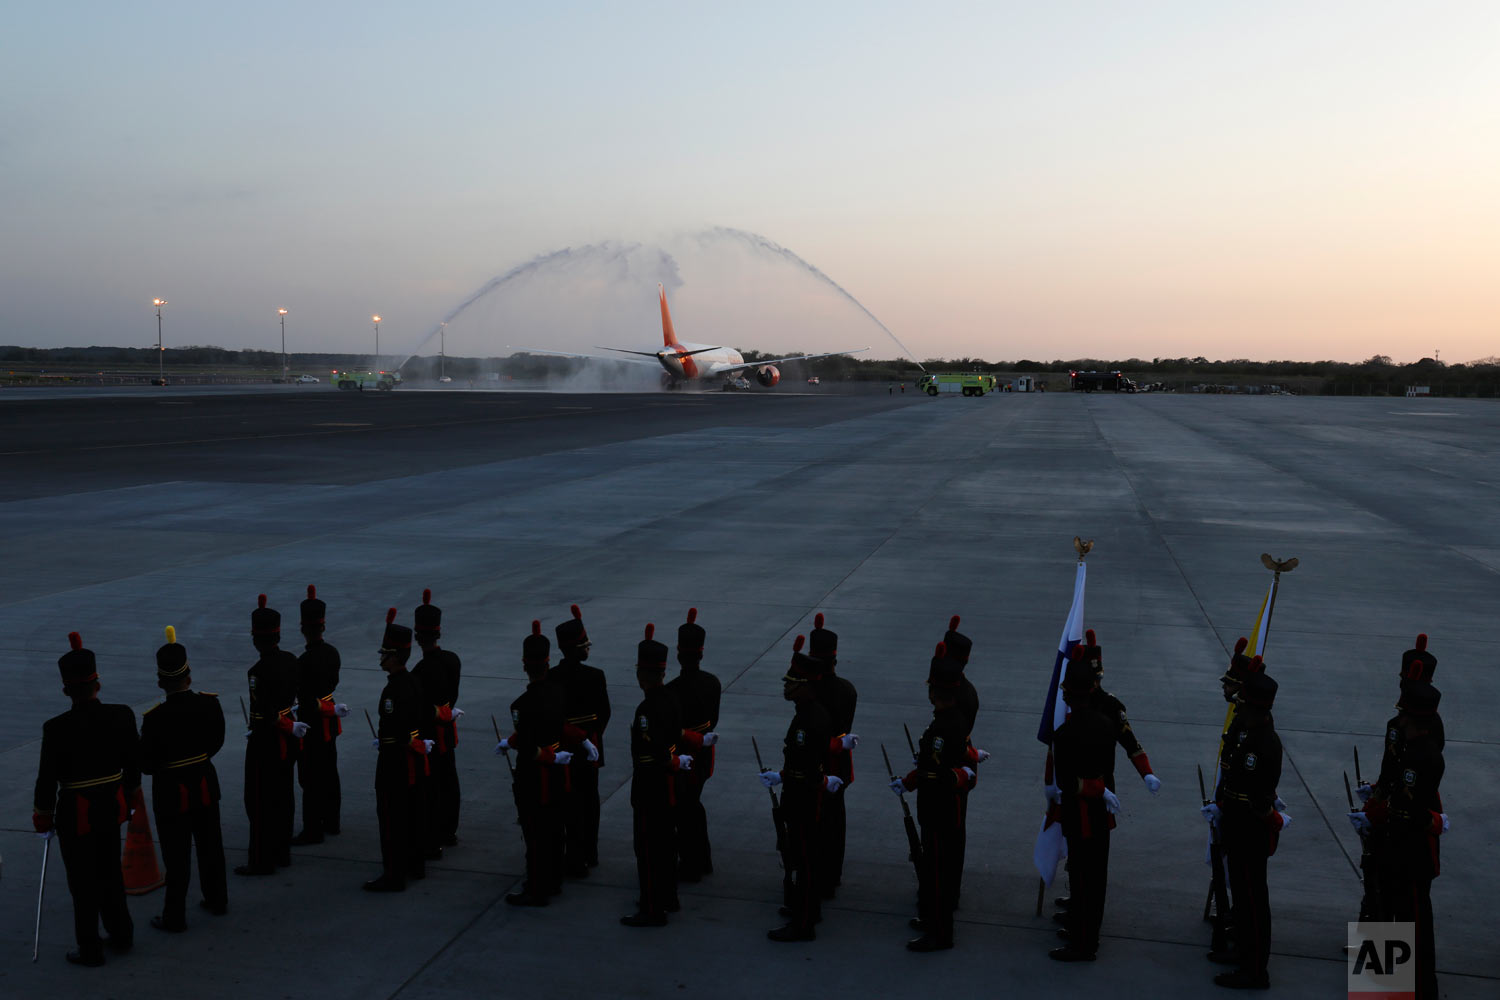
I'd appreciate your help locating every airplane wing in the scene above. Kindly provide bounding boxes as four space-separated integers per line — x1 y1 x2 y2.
709 347 870 374
509 347 658 366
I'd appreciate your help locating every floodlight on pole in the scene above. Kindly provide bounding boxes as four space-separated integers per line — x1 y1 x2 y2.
440 321 446 379
152 298 168 384
373 315 381 368
278 308 289 382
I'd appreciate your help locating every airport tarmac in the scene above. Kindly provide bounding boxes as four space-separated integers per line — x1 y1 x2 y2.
1 386 1495 998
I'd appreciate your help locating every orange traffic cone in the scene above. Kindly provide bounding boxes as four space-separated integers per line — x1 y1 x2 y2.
122 786 165 895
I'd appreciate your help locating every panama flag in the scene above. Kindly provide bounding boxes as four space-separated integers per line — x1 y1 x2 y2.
1033 561 1087 884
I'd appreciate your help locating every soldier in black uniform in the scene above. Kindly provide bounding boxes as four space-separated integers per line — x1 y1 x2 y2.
239 594 306 876
1202 638 1257 956
621 624 694 927
552 604 609 875
1208 671 1288 990
500 621 572 907
412 588 463 853
139 626 228 932
364 609 435 892
808 612 857 898
667 607 720 882
292 584 347 846
893 647 977 952
1352 674 1446 999
933 615 988 908
33 632 141 966
1049 656 1120 962
759 635 838 942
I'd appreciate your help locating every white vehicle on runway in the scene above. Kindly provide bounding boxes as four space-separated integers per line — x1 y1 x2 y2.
296 374 319 383
521 285 868 391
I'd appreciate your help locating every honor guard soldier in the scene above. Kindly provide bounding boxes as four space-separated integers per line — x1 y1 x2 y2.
1351 672 1446 999
32 632 141 966
893 646 977 952
1206 671 1289 989
499 621 572 906
1202 638 1257 954
552 604 609 875
667 608 720 882
808 613 857 898
412 588 463 852
292 585 348 846
621 625 694 926
1049 656 1120 962
939 616 980 738
139 626 228 931
240 594 306 876
365 610 435 892
759 635 838 942
1079 631 1162 796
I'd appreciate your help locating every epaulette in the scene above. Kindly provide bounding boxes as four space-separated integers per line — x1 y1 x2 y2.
144 702 164 714
201 691 219 698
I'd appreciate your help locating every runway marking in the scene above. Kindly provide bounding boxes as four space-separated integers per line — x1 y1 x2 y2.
1389 410 1461 416
312 422 372 427
552 406 593 410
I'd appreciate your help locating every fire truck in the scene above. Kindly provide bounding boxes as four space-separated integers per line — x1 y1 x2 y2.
916 373 997 397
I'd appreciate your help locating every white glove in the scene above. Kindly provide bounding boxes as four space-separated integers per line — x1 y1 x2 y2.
889 776 907 795
421 739 435 754
701 732 719 747
1440 813 1450 834
553 750 574 766
1356 782 1373 803
244 729 253 740
494 738 510 754
1201 802 1221 824
291 721 310 738
451 707 465 720
37 830 54 841
1143 774 1162 795
960 766 976 785
759 770 782 788
824 775 845 794
1044 783 1062 805
1347 810 1370 833
371 738 380 749
677 754 694 772
839 733 859 750
1103 789 1122 815
581 738 600 762
974 748 991 764
1275 810 1292 830
334 703 350 718
1273 795 1286 812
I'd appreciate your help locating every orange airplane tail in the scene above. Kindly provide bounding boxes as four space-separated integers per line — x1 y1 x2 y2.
659 283 679 348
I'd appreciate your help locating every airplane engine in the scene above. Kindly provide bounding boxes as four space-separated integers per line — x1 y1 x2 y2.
756 365 780 387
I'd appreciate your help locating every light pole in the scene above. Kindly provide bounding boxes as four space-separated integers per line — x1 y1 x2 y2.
440 321 446 379
278 308 289 382
152 298 168 384
372 315 381 369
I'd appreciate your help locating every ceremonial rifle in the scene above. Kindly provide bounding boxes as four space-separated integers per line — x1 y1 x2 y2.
751 736 786 859
364 708 378 741
881 743 922 873
32 835 50 962
491 714 515 776
1199 763 1231 952
1351 746 1382 920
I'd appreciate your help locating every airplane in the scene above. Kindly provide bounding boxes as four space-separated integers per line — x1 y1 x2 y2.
520 284 868 390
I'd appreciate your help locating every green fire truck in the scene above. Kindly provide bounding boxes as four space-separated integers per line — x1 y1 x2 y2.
916 373 997 396
330 369 401 391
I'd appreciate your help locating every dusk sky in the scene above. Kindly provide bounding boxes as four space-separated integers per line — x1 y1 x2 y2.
3 2 1496 364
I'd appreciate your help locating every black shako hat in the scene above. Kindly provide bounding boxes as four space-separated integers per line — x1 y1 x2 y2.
941 615 972 665
678 608 706 657
808 612 837 661
156 625 188 680
1062 656 1095 691
382 608 412 651
1400 634 1437 683
523 620 550 668
555 604 589 651
251 594 280 638
929 644 962 690
1397 677 1441 716
636 624 668 671
58 631 98 686
1239 672 1278 709
1070 628 1102 675
414 588 441 637
300 584 326 628
1220 636 1254 686
783 635 821 683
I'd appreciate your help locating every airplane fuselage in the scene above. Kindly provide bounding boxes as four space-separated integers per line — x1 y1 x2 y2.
659 341 745 381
